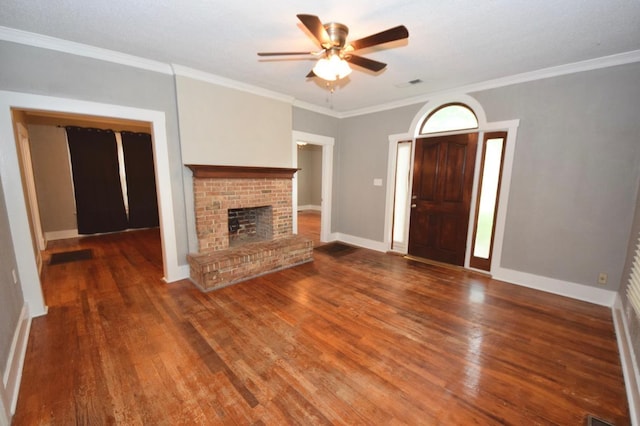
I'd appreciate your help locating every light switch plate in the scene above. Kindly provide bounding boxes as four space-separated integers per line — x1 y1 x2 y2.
373 178 383 186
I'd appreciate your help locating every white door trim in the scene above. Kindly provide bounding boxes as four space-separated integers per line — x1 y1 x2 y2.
386 94 519 276
0 91 182 317
291 130 334 242
15 123 46 253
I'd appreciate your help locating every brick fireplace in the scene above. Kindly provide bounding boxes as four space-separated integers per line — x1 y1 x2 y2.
186 165 313 291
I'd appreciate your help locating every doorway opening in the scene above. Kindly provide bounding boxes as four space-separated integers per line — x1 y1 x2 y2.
386 95 519 274
291 130 334 247
13 110 163 301
0 91 182 317
296 142 323 246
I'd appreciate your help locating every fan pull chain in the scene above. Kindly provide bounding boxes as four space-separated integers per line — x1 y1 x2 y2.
325 82 335 109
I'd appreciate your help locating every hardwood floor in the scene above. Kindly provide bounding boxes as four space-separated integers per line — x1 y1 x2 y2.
13 229 629 425
297 209 322 247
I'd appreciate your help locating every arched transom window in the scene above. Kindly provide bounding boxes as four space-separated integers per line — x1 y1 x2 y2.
420 103 479 134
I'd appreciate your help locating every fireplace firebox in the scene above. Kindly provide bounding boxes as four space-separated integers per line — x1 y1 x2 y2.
228 205 273 247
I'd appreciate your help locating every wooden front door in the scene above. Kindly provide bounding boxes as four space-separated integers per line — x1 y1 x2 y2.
408 133 478 265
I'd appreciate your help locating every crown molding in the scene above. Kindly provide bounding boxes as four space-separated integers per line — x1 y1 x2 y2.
2 25 638 119
465 49 640 93
292 100 341 118
341 49 640 118
172 64 295 105
0 26 172 75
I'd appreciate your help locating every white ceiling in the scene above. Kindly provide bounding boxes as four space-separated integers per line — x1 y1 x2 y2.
1 0 639 113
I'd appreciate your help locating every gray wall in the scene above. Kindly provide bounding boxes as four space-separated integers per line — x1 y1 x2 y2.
332 63 640 291
28 125 76 233
0 40 189 263
297 145 322 207
0 173 25 374
335 104 422 241
473 62 640 290
293 107 339 139
2 39 639 297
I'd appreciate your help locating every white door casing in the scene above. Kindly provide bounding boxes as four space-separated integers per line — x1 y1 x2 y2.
386 94 519 275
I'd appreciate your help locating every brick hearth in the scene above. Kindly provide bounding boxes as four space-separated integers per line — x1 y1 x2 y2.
186 165 313 291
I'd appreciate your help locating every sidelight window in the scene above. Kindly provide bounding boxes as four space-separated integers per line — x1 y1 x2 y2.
470 132 507 271
391 141 412 251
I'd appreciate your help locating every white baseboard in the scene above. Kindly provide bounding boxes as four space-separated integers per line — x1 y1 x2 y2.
321 242 616 306
298 205 321 212
0 389 8 426
613 294 640 425
330 232 387 253
492 267 616 307
2 304 31 416
45 229 78 241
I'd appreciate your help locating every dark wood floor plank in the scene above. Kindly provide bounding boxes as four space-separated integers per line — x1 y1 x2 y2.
12 227 630 425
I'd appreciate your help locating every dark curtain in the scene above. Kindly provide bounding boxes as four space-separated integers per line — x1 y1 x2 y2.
66 126 128 234
121 131 159 229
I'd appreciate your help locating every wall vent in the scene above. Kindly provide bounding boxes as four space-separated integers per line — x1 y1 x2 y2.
626 233 640 320
395 79 424 88
586 414 614 426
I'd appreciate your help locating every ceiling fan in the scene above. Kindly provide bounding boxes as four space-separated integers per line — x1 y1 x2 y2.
257 14 409 82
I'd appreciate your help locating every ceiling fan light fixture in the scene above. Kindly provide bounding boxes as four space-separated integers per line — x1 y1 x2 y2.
313 54 352 81
258 14 408 83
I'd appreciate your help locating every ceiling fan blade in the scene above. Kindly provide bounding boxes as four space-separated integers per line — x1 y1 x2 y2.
306 70 316 78
346 54 387 72
349 25 409 51
297 14 331 47
257 51 315 56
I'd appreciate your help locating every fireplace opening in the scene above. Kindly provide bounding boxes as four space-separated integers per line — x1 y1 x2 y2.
228 206 273 247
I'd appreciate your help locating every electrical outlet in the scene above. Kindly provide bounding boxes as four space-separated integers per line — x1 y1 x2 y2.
598 272 608 285
12 269 18 284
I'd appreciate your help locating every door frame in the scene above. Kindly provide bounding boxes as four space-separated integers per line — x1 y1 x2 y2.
386 94 519 274
0 91 182 317
291 130 334 243
15 123 45 251
15 122 46 258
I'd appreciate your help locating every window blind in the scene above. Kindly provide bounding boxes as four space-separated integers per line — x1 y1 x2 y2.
627 233 640 319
